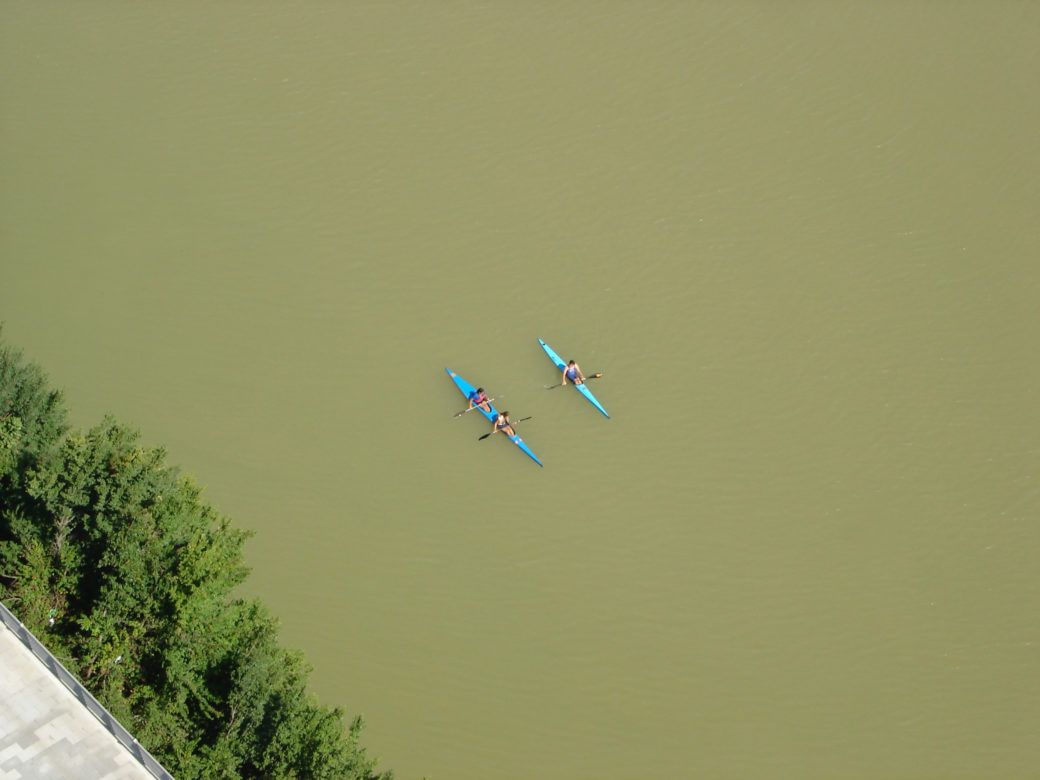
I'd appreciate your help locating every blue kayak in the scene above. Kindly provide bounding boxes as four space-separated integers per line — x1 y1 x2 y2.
445 368 543 467
538 339 610 418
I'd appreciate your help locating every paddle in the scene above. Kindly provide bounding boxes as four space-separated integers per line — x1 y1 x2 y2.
478 416 532 440
453 396 501 417
545 372 602 390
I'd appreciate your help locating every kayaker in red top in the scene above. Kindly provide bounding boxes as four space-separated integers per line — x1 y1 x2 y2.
468 387 492 413
492 411 517 437
561 359 586 386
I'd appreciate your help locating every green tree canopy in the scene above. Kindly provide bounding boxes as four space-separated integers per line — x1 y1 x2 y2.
0 335 385 779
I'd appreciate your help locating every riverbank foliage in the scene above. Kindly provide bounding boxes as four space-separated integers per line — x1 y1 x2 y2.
0 335 387 779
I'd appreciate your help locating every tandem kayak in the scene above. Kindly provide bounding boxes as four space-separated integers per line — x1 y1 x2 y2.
445 368 543 467
538 339 610 418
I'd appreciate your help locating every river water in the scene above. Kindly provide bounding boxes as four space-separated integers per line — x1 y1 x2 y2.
2 3 1038 778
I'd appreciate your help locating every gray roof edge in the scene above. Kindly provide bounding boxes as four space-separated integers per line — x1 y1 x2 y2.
0 599 176 780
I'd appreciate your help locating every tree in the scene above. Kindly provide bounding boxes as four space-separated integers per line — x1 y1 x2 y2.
0 332 68 483
0 336 386 779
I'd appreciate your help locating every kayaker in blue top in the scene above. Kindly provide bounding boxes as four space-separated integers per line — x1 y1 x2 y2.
561 359 586 386
468 387 492 413
492 411 517 437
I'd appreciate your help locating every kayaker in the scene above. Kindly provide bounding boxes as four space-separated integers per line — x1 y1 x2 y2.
561 359 586 386
492 411 517 437
468 387 492 413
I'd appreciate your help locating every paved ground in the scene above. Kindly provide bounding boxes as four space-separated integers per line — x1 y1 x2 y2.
0 621 158 780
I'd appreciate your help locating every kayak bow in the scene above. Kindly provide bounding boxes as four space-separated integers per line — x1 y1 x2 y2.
445 368 543 467
538 339 610 418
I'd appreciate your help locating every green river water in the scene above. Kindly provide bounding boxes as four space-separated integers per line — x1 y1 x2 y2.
2 3 1038 778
